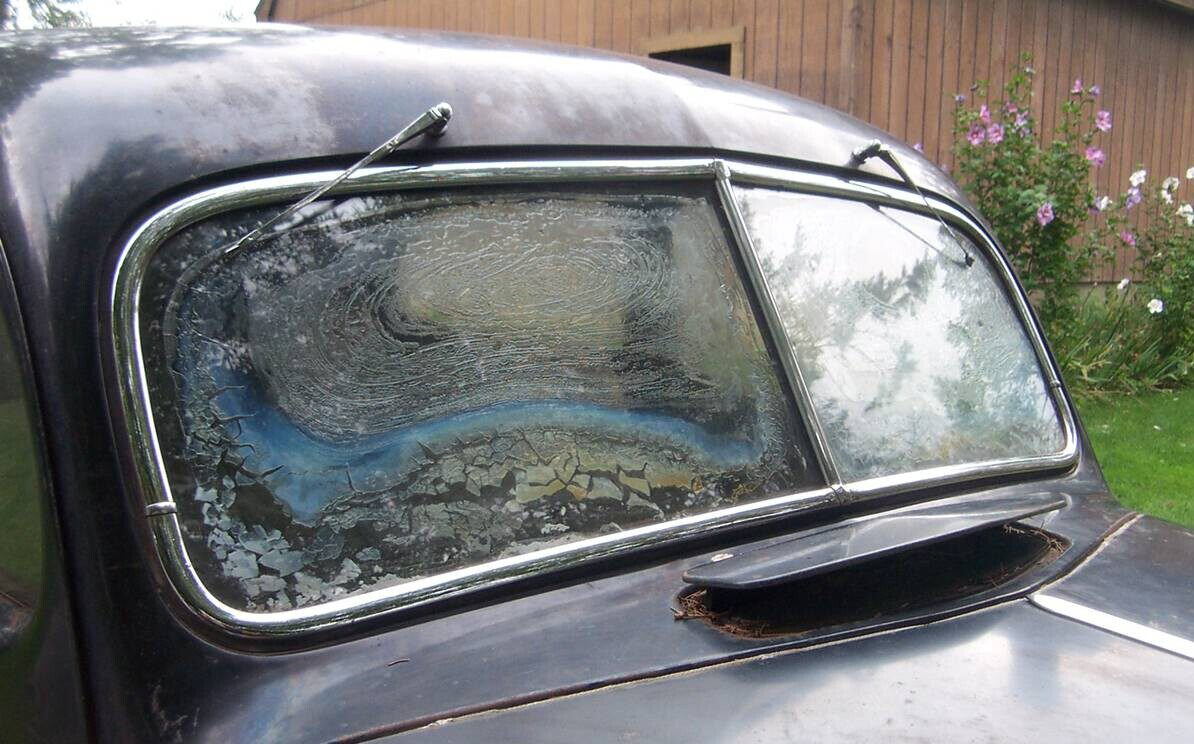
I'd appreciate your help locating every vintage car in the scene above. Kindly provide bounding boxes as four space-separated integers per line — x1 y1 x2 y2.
1 24 1192 743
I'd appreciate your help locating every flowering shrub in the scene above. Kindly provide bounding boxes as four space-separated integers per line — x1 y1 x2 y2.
1129 170 1194 362
952 54 1114 336
1051 285 1190 393
951 54 1194 390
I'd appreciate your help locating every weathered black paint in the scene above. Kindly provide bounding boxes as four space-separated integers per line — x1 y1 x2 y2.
1039 514 1194 639
386 600 1194 743
0 26 1189 744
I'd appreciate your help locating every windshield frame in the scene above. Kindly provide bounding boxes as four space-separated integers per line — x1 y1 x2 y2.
109 157 1077 637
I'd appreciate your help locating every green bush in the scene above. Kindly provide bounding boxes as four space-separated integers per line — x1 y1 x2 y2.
951 53 1194 392
1052 286 1192 393
1133 177 1194 358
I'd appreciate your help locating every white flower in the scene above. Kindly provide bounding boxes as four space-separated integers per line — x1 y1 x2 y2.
1148 298 1165 314
1095 195 1113 211
1130 169 1148 187
1117 277 1131 291
1187 166 1194 180
1179 203 1194 226
1162 176 1180 203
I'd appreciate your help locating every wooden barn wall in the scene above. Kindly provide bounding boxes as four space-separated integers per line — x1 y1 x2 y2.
263 0 1194 281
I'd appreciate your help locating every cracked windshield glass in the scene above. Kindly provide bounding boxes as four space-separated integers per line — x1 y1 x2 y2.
140 184 820 611
734 187 1066 482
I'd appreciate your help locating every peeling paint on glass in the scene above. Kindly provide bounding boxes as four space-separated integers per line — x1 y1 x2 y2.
733 187 1066 481
139 185 817 611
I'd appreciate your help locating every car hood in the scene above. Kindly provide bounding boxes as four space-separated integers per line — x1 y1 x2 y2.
388 598 1194 742
369 515 1194 742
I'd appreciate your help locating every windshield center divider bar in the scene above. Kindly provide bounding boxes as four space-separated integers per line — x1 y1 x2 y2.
712 160 846 498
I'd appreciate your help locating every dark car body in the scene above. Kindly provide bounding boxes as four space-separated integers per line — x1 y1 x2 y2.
0 25 1192 744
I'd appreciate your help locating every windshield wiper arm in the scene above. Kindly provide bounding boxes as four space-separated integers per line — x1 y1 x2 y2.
224 101 453 257
849 138 974 268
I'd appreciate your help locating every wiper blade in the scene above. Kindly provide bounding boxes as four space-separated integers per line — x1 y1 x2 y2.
683 491 1065 590
225 101 453 257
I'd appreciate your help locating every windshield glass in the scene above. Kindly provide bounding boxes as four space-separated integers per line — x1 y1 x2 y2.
139 184 819 611
733 187 1066 481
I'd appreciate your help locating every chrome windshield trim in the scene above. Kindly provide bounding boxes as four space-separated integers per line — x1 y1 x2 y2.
1029 594 1194 662
109 156 1078 637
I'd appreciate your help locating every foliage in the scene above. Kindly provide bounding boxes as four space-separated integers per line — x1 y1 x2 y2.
952 54 1114 336
952 53 1194 391
0 0 88 30
1052 286 1192 393
1132 177 1194 359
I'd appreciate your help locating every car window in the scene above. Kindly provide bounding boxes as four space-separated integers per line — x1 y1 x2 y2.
138 184 820 611
733 187 1066 481
0 251 43 644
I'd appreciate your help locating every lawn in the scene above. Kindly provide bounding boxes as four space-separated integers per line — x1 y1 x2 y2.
1076 390 1194 528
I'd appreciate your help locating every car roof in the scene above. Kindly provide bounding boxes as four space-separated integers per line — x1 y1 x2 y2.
0 25 967 263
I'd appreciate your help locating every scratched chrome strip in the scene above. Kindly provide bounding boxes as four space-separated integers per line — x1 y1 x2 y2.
1030 594 1194 661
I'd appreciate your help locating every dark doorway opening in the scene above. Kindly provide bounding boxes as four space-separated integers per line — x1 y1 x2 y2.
649 43 733 76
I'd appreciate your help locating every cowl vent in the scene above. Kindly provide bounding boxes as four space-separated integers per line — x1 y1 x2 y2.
675 523 1065 639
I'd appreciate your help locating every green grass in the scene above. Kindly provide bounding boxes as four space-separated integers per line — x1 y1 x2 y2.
1076 390 1194 528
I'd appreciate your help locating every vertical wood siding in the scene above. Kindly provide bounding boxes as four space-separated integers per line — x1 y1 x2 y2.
265 0 1194 279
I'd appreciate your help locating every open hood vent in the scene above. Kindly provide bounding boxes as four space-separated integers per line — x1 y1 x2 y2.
683 491 1066 591
677 520 1066 639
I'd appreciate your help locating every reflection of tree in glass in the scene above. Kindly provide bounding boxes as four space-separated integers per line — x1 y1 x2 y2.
933 226 1063 460
740 193 943 476
737 188 1064 480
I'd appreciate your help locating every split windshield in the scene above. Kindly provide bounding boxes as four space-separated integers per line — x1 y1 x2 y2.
136 178 1065 614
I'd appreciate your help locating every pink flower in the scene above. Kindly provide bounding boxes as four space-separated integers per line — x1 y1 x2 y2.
1125 187 1142 209
1036 202 1055 226
1119 230 1136 248
1071 79 1083 94
1005 103 1019 115
967 123 986 146
1089 84 1101 96
1014 111 1030 133
1096 110 1112 132
1084 147 1106 167
986 123 1004 144
979 104 992 125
